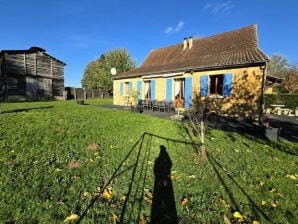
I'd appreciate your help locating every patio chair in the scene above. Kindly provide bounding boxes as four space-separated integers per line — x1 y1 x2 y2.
152 100 159 111
143 100 150 110
159 101 166 112
137 99 144 112
166 101 176 112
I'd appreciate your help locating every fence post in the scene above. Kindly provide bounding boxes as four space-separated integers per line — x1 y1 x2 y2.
74 88 77 101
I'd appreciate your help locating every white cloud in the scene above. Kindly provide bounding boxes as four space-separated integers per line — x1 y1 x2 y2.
203 1 234 15
164 21 184 34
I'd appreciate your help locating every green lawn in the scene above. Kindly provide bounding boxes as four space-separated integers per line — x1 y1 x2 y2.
0 99 297 223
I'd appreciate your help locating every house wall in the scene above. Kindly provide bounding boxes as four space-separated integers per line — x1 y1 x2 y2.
113 65 263 117
192 66 263 117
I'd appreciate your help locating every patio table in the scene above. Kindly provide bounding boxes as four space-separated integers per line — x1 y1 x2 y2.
270 104 285 115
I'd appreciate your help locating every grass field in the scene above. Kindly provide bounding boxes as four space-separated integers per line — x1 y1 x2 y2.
0 99 297 223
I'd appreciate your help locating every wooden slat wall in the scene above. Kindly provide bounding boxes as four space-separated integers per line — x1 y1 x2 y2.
25 53 36 76
5 54 25 75
52 60 64 79
36 53 51 77
7 76 26 95
53 79 64 97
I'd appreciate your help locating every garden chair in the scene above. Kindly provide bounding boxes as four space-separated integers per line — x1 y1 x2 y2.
166 101 175 112
152 100 159 111
143 100 150 110
159 101 166 112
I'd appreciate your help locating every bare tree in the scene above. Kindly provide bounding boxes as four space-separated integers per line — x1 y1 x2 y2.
283 67 298 93
186 95 210 160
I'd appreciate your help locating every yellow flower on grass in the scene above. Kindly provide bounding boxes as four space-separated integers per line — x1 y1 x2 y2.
253 221 260 224
233 211 244 219
261 200 267 205
111 214 119 224
102 188 112 201
63 213 79 222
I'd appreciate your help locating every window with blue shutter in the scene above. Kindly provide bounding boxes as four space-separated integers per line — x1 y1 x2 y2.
200 75 208 97
150 80 156 100
137 81 142 99
185 77 193 108
129 81 133 96
166 79 172 101
120 82 123 96
223 73 233 97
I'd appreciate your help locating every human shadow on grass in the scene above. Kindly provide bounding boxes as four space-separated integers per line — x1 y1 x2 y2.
151 145 178 224
0 106 53 114
76 132 198 223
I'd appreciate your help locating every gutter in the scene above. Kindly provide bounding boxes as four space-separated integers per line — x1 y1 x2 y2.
259 61 267 123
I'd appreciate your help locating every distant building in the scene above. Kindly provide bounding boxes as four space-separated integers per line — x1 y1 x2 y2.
112 25 270 118
0 47 66 101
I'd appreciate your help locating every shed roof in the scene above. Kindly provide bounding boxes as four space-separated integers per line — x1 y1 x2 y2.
0 46 66 65
113 25 269 80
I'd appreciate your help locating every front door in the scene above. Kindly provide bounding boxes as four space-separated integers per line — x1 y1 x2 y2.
174 78 184 108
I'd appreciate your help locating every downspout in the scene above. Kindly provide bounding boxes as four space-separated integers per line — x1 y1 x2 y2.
259 61 267 124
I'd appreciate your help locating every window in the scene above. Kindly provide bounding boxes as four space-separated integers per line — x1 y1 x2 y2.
144 81 151 100
124 82 129 95
210 75 223 96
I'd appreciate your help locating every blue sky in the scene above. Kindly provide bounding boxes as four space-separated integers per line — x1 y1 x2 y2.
1 0 297 87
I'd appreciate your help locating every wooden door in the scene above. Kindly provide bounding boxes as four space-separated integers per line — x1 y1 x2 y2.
26 77 38 99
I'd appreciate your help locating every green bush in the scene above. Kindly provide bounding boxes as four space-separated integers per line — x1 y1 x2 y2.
265 94 298 109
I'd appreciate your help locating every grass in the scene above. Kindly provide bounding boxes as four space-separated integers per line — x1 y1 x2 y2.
0 99 297 223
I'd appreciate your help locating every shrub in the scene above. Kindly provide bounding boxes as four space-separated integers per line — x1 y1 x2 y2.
265 94 298 109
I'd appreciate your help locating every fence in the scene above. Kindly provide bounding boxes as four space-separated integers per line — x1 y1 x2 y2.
64 87 111 100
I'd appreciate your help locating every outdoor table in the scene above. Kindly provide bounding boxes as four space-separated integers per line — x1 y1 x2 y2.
270 104 285 115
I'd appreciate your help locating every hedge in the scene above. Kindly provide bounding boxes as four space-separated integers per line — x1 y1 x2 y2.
265 94 298 109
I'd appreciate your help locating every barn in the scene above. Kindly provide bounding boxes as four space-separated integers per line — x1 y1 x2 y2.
0 47 65 101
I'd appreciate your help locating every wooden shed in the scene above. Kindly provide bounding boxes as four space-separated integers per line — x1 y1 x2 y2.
0 46 66 101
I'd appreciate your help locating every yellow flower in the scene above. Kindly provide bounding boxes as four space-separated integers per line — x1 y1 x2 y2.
83 192 90 197
111 214 119 224
233 211 244 219
261 200 267 206
102 189 112 201
63 213 79 222
252 221 260 224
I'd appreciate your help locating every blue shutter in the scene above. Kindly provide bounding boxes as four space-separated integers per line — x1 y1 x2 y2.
129 81 133 96
185 77 192 108
150 80 155 100
137 81 142 99
166 79 172 101
120 82 123 96
200 75 208 97
223 73 233 97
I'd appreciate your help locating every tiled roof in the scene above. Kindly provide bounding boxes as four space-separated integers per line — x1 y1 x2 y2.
113 25 269 80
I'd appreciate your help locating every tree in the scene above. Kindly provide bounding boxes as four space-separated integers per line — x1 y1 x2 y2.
283 67 298 93
267 54 289 78
81 49 136 94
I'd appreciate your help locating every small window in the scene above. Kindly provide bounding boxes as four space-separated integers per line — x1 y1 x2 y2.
210 75 223 96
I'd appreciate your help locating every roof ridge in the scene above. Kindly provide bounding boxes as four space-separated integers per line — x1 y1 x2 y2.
151 24 257 52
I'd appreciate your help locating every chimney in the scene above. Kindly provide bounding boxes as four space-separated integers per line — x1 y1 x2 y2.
188 36 193 49
183 37 187 50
